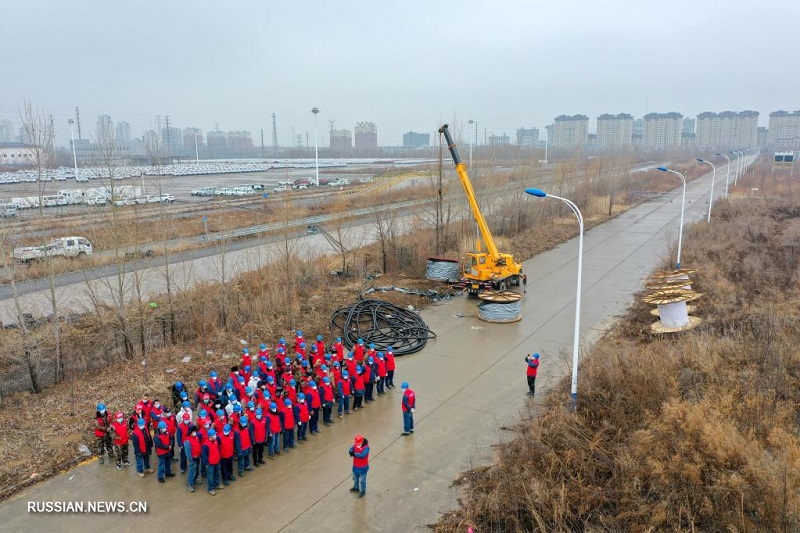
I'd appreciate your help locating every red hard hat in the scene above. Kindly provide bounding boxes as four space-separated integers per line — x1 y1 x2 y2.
115 411 124 418
135 403 144 410
354 434 364 445
182 413 191 421
203 393 210 400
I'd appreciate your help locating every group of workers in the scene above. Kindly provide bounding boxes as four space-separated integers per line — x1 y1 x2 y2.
92 332 416 497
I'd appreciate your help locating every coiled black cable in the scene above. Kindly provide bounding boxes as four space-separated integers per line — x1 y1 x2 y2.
329 298 436 356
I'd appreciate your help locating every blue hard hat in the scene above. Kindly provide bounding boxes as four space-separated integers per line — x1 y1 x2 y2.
263 391 271 399
233 404 242 413
533 352 540 359
336 337 342 342
175 381 183 389
207 429 217 437
317 335 323 341
223 424 231 434
255 408 263 415
266 361 273 368
290 379 296 386
368 356 374 363
260 355 267 361
333 361 340 367
259 343 267 350
270 402 277 410
209 371 217 378
247 401 255 408
237 375 245 382
302 360 309 367
401 382 409 389
267 376 275 383
284 357 291 365
240 415 248 426
216 409 224 416
137 418 145 427
245 387 253 395
299 342 306 348
180 391 188 400
297 330 303 336
284 398 292 405
322 365 329 371
298 393 306 400
157 421 167 429
325 353 332 360
182 400 190 408
277 347 285 353
199 380 207 388
199 409 207 418
97 403 106 411
253 370 260 376
342 370 349 377
323 377 330 384
244 365 251 371
309 380 316 387
226 383 233 390
369 343 375 349
310 345 317 352
378 352 385 358
356 365 363 372
387 346 393 351
358 338 364 344
242 348 249 354
279 338 286 344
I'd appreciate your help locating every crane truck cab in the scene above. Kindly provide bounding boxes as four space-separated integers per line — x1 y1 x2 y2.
438 124 523 295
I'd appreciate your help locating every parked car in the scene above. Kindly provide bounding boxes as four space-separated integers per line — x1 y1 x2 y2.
216 188 235 196
2 205 17 218
273 185 288 192
159 194 176 203
191 187 216 196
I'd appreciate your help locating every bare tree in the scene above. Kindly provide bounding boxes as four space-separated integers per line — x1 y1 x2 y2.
18 100 54 217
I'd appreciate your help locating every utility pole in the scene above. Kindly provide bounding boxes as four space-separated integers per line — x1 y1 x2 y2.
260 128 265 158
75 106 82 140
164 116 172 158
271 113 278 156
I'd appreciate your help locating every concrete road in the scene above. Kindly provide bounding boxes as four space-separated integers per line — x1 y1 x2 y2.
0 168 725 532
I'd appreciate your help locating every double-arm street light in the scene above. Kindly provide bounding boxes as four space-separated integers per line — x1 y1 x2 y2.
525 187 584 411
657 166 687 269
67 119 79 181
696 158 716 222
312 107 320 186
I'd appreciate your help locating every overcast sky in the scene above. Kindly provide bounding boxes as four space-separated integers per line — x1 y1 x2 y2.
3 0 799 147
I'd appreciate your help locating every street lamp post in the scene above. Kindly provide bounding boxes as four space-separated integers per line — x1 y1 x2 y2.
657 166 687 269
696 158 716 222
732 150 742 186
715 152 731 197
67 119 79 181
525 187 584 411
312 107 320 186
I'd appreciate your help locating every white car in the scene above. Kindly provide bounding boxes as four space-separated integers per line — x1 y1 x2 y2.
159 194 175 203
85 196 107 206
216 188 235 196
272 185 288 192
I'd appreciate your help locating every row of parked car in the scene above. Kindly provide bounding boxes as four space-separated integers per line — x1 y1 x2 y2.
190 183 266 197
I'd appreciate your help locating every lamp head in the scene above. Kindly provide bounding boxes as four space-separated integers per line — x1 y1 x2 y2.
657 166 669 172
525 188 547 198
696 158 705 163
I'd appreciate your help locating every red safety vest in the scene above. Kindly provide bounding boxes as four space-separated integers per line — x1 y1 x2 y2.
111 421 129 445
94 413 110 438
236 427 251 451
163 416 176 437
354 374 365 392
204 439 221 465
185 434 202 459
132 427 148 454
377 359 387 377
338 378 351 396
296 403 310 422
352 444 369 469
218 432 235 459
252 416 267 443
321 384 334 402
385 352 396 371
282 406 295 429
527 359 539 377
307 388 321 408
155 432 171 456
402 389 416 412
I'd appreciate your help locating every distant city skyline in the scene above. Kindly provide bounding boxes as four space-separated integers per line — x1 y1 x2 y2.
2 1 798 149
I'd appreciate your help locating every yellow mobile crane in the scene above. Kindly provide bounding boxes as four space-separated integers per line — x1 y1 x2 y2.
439 124 523 294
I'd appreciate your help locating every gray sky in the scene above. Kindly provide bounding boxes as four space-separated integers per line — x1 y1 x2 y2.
3 0 799 147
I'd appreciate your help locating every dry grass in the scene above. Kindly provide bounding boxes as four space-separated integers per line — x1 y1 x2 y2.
435 198 800 532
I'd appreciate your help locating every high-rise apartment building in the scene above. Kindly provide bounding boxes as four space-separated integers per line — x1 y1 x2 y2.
488 133 510 146
331 129 353 151
402 131 429 148
516 127 539 147
115 121 131 145
643 112 683 149
0 119 14 142
695 111 758 149
96 115 113 138
183 128 203 150
227 131 253 154
354 122 378 150
162 126 183 150
596 113 633 147
549 114 589 148
207 130 228 154
768 110 800 149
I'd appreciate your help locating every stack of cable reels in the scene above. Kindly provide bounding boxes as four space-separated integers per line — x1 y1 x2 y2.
476 290 522 323
643 269 702 334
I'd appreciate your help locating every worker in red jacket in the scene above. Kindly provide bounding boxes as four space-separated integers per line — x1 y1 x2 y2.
110 411 130 470
266 402 282 458
154 420 174 482
332 337 345 362
348 434 370 498
161 408 176 464
131 418 153 478
201 429 222 495
176 412 192 474
353 339 365 363
280 398 296 451
128 403 147 432
385 346 396 388
218 424 236 485
376 354 387 396
94 403 113 464
294 330 304 351
295 393 310 442
401 382 416 436
183 424 202 492
320 377 335 426
352 367 366 411
525 353 540 396
337 370 352 418
251 408 268 465
234 416 254 476
306 381 322 434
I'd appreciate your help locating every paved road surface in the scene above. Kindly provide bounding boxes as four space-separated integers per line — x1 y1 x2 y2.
0 168 726 531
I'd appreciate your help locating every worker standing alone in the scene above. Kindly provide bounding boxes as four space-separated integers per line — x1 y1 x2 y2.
525 353 540 396
348 435 370 498
400 382 416 436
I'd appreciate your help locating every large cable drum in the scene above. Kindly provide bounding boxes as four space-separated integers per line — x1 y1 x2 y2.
477 290 522 323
